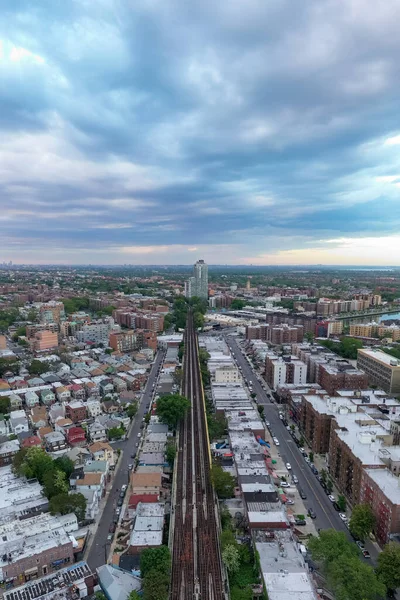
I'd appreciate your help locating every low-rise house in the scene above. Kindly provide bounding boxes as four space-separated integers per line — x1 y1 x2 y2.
41 388 56 405
44 431 67 452
8 393 23 410
102 398 119 414
30 406 48 430
22 435 42 449
27 377 45 387
97 564 141 599
55 417 73 433
88 441 115 466
99 380 114 397
25 390 40 408
87 400 102 418
89 421 107 443
37 425 53 440
49 403 65 424
85 381 99 397
10 410 29 434
65 400 87 423
69 383 86 400
0 439 20 466
113 377 127 393
64 447 91 467
66 426 86 447
55 386 71 402
84 460 108 483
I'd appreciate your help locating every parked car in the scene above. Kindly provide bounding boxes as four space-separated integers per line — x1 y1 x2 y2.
121 484 127 492
295 519 306 526
356 541 365 550
332 502 341 511
273 437 280 446
339 513 348 522
308 508 316 519
299 489 307 499
328 495 335 503
128 464 133 470
292 475 299 484
311 466 318 476
304 456 310 464
109 523 116 533
362 550 371 559
117 498 123 507
286 499 295 505
115 508 121 515
286 462 292 470
279 481 290 488
107 534 113 542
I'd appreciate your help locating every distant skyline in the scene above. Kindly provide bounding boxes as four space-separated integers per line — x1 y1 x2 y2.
1 1 400 265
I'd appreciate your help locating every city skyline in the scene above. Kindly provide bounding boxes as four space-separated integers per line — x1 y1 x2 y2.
1 1 400 265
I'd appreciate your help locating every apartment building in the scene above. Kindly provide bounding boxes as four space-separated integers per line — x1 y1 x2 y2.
357 349 400 394
29 329 58 352
265 354 307 389
76 321 112 345
318 363 368 395
109 330 138 352
0 513 74 584
39 301 66 324
214 366 241 383
360 468 400 544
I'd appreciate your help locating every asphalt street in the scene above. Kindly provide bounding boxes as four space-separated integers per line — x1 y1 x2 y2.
226 337 357 533
86 349 165 571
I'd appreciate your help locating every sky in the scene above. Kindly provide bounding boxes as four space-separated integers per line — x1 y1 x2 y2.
1 0 400 266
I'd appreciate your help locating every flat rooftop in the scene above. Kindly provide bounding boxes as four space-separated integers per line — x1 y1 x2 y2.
0 465 47 523
358 348 400 367
364 468 400 505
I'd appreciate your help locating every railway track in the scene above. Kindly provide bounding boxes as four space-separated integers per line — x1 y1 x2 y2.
170 313 226 600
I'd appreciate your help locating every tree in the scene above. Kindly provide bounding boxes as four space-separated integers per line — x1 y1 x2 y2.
144 412 151 424
257 405 264 416
156 394 190 429
43 469 69 499
28 359 48 376
165 440 176 465
230 299 245 310
230 588 253 600
53 455 75 479
327 554 386 600
207 413 227 441
326 479 333 494
305 331 315 344
308 530 359 566
126 403 138 419
95 592 107 600
127 592 141 600
12 447 29 475
140 545 171 578
49 492 87 522
15 447 54 484
222 544 240 573
309 451 314 463
108 427 124 440
211 464 236 499
0 396 10 414
142 569 169 600
377 542 400 591
349 504 376 541
337 495 347 512
320 468 327 484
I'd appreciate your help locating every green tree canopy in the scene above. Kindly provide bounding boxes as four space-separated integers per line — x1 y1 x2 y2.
308 530 359 566
125 403 138 419
156 394 190 429
43 469 69 499
337 495 347 512
230 299 245 310
327 554 385 600
222 544 240 573
49 492 87 521
165 440 176 465
376 542 400 591
207 413 227 441
14 447 54 484
211 464 236 499
142 569 169 600
108 427 124 440
140 545 171 578
0 396 10 415
53 455 75 479
28 359 48 376
349 504 376 541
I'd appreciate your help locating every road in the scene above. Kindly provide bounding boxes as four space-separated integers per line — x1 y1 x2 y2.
226 335 380 563
86 349 165 571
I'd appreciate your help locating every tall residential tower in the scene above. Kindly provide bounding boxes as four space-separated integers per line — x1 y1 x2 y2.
185 259 208 300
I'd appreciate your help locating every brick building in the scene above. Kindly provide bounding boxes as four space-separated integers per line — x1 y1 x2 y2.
65 400 87 423
318 363 368 395
361 468 400 544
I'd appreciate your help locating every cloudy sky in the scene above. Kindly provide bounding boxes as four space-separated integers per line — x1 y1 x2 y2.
1 0 400 265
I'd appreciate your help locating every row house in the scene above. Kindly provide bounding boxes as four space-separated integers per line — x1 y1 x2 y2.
25 391 40 408
30 406 48 430
49 403 65 425
99 379 114 397
68 383 86 400
87 400 102 418
10 410 29 434
56 386 71 402
8 393 23 410
0 440 20 466
41 388 56 405
89 421 107 443
88 441 116 467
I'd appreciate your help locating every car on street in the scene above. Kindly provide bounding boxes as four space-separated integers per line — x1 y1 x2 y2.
273 437 280 446
130 453 136 458
121 485 127 492
328 495 335 502
356 541 365 550
117 498 123 507
333 502 341 511
299 489 307 499
107 534 113 542
115 508 121 515
308 508 316 519
339 513 348 522
304 456 310 464
295 519 306 526
362 550 371 559
135 442 139 447
109 523 116 533
279 481 290 488
128 464 133 470
286 462 292 470
265 421 270 427
292 475 298 484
